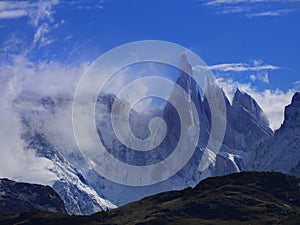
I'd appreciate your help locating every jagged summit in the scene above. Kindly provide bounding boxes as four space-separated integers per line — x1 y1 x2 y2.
283 92 300 129
222 88 273 151
232 88 269 128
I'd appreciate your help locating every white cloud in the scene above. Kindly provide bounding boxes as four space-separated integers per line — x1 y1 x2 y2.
0 1 32 12
0 0 60 47
195 60 280 73
218 6 249 14
200 63 279 72
0 9 27 19
71 0 106 10
0 1 34 20
30 0 59 47
0 55 91 184
0 1 105 50
0 33 25 58
206 0 266 6
33 22 51 46
0 0 59 22
246 9 294 18
0 57 58 185
249 72 269 83
217 77 298 130
195 60 277 85
293 80 300 89
28 0 59 30
205 0 298 17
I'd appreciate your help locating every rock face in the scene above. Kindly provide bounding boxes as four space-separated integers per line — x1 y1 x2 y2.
0 178 66 219
223 88 273 151
252 92 300 176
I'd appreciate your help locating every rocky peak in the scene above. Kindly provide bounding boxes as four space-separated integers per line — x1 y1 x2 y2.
232 88 269 128
291 92 300 106
282 92 300 129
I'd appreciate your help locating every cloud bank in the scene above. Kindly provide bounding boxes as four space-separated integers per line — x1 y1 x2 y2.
0 57 55 185
0 54 162 185
0 55 89 185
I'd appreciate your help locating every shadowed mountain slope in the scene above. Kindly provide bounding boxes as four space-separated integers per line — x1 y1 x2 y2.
0 178 66 219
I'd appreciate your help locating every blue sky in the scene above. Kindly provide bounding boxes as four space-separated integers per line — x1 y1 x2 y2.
0 0 300 129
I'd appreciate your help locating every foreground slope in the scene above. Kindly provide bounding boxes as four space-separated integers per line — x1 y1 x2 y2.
2 172 299 225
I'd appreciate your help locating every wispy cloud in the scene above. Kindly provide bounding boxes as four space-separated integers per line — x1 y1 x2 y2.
249 72 269 83
246 9 294 18
0 1 106 50
0 0 60 47
199 62 279 72
33 23 51 46
0 9 27 19
0 1 31 19
205 0 298 18
0 54 92 184
73 2 105 10
0 1 58 22
293 80 300 89
0 56 63 185
195 59 280 73
194 60 279 84
206 0 266 6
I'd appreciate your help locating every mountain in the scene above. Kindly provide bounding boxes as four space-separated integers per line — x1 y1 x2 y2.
1 172 299 225
9 56 299 215
0 178 66 219
251 92 300 175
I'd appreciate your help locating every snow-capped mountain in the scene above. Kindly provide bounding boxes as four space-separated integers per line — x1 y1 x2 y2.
9 57 298 216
